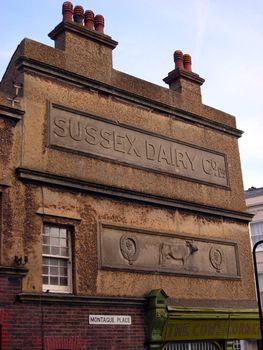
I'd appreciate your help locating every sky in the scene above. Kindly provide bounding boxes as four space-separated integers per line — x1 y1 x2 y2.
0 0 262 190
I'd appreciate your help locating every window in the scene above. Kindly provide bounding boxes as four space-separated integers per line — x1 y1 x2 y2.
250 221 263 249
42 224 72 293
232 341 241 350
163 342 219 350
258 273 263 293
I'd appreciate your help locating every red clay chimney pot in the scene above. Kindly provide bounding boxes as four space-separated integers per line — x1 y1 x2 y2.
183 54 192 72
84 10 95 30
174 50 184 69
62 2 73 22
73 5 84 25
94 15 105 33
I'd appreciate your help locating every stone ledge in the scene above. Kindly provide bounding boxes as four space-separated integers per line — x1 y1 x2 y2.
0 104 24 122
163 68 205 86
49 21 118 49
0 265 28 277
17 292 147 306
15 56 243 138
17 167 253 222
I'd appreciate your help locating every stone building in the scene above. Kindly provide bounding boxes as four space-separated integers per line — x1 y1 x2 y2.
245 187 263 296
0 2 260 349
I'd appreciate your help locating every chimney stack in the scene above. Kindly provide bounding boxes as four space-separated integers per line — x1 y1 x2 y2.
164 50 204 101
48 2 118 82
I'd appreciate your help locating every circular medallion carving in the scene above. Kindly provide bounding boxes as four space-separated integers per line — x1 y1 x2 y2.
120 235 139 265
209 246 224 272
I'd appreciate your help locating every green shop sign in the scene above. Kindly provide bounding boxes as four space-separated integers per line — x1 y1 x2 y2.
164 318 260 341
147 289 261 347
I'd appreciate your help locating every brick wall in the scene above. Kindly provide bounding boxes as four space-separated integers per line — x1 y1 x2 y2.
0 275 21 350
0 275 147 350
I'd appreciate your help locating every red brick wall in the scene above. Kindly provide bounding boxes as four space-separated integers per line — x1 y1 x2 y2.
0 275 21 350
0 275 147 350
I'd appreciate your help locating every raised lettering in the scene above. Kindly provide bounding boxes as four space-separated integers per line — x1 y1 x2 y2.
202 158 212 175
145 141 155 160
218 167 226 179
50 108 228 186
100 129 113 149
126 135 141 157
53 117 68 137
158 144 171 165
85 126 99 145
175 150 187 169
185 152 197 171
69 119 82 141
211 159 218 177
170 146 175 166
113 132 126 153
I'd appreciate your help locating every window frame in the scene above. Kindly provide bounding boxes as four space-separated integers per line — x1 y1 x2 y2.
42 223 73 293
250 221 263 251
258 272 263 293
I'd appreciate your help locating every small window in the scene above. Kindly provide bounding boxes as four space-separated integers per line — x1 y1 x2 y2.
42 224 72 293
233 341 241 350
250 222 263 249
258 273 263 293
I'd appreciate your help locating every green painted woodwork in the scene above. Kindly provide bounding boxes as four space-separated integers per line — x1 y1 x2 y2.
147 289 261 349
147 289 168 343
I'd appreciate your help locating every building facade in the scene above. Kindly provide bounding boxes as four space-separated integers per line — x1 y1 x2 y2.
0 2 260 349
245 187 263 295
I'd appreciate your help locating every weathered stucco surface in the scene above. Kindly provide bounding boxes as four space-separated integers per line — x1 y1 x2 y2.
0 19 255 306
18 72 245 211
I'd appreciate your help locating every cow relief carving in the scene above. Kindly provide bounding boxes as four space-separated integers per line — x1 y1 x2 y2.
100 223 239 278
160 240 198 267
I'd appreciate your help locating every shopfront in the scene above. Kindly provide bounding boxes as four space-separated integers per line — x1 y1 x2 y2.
148 290 260 350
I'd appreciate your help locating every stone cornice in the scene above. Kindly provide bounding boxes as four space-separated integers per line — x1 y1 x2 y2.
15 56 243 138
48 21 118 49
0 265 28 277
16 167 253 222
163 68 205 86
0 104 24 122
17 292 147 306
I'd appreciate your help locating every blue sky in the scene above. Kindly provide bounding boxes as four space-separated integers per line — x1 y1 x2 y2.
1 0 262 190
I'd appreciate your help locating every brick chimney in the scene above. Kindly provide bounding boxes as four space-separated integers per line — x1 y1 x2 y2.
163 50 205 101
48 2 118 81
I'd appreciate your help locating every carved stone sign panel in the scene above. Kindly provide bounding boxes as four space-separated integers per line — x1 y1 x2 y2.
98 223 240 279
49 104 228 187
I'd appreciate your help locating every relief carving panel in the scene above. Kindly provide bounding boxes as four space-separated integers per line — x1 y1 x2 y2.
99 223 240 279
49 104 228 187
